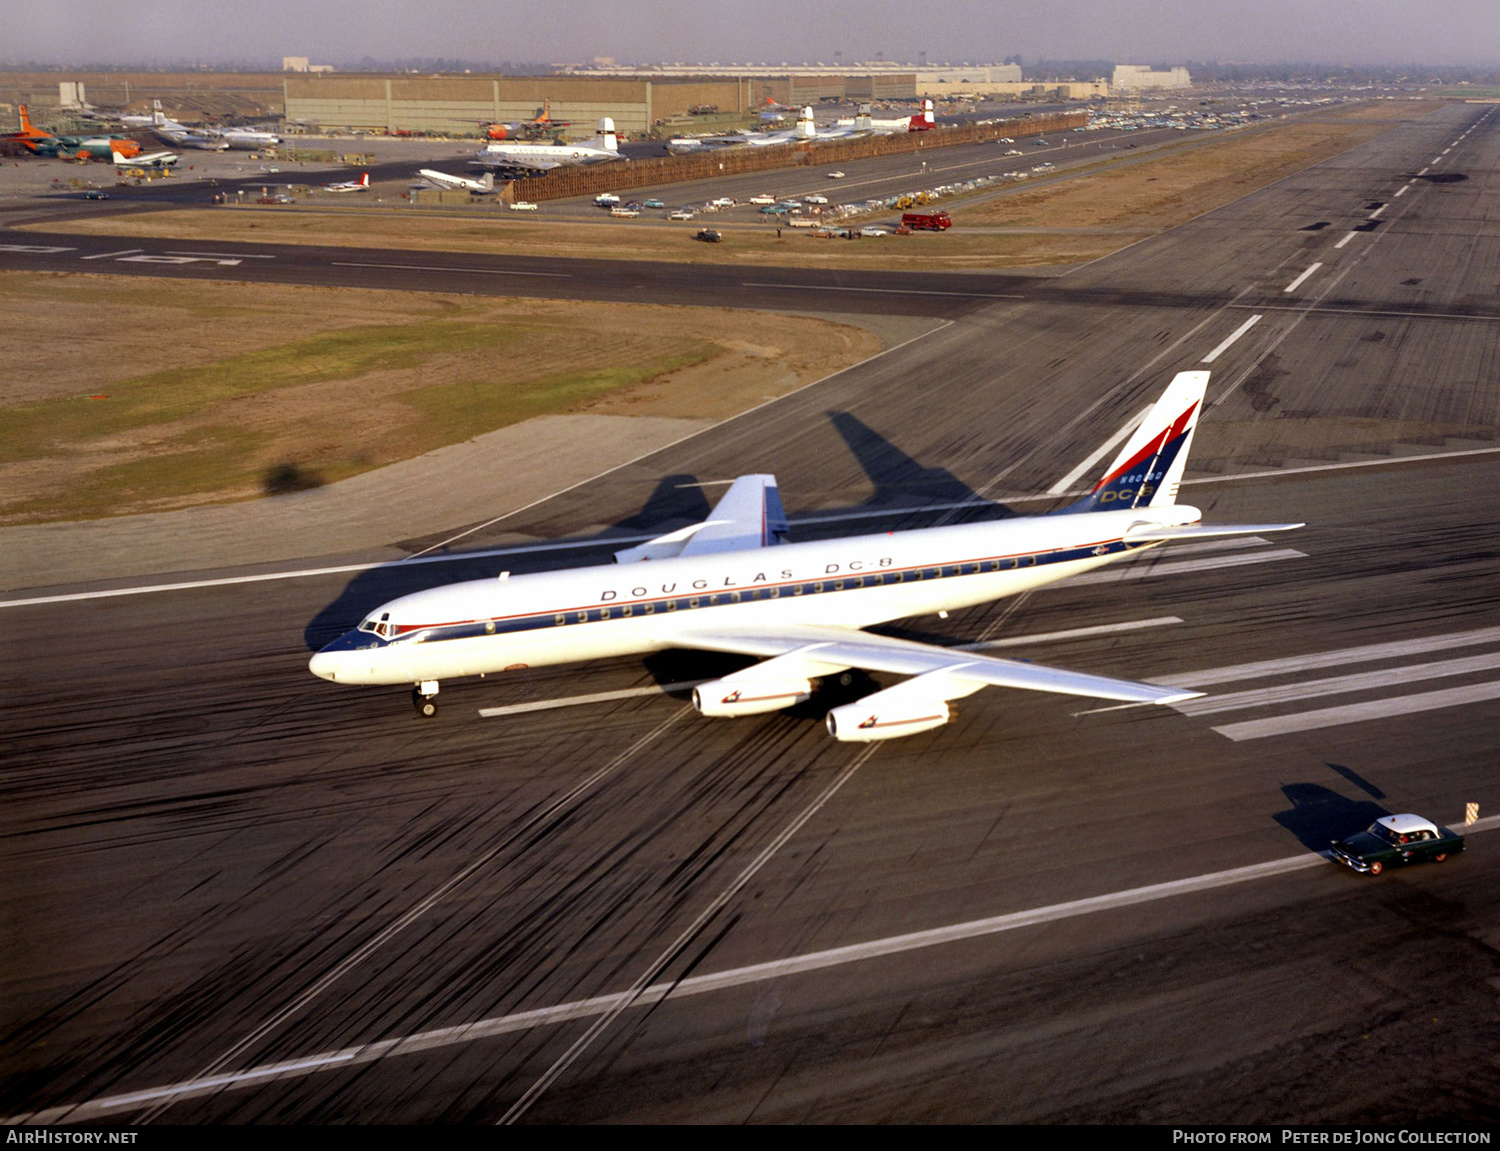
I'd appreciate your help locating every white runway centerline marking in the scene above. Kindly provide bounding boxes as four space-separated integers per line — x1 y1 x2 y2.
166 250 276 259
1200 314 1262 363
22 816 1500 1125
479 681 704 717
1045 406 1149 494
1213 679 1500 741
1367 204 1386 220
1334 231 1358 249
1394 184 1410 198
79 248 142 260
1418 167 1430 176
1283 263 1322 293
962 616 1183 649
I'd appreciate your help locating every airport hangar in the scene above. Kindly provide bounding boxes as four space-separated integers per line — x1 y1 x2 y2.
280 72 919 139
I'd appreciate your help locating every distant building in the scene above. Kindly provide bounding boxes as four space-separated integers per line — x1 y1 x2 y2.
1111 65 1191 91
58 81 86 108
283 56 334 73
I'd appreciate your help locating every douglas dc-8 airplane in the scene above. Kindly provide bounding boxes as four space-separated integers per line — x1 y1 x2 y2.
310 372 1302 736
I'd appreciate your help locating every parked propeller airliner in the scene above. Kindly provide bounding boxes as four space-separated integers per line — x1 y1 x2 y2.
310 372 1302 738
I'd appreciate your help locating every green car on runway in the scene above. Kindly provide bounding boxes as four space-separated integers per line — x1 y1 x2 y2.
1330 813 1465 876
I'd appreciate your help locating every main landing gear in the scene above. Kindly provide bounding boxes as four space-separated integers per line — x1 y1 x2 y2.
412 680 440 717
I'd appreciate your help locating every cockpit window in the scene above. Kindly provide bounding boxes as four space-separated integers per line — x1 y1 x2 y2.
358 612 393 638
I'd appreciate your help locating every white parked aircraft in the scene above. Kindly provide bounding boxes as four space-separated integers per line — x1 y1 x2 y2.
417 168 496 194
310 372 1302 734
123 101 280 149
322 172 370 193
667 107 817 153
213 125 282 150
112 148 179 169
837 99 937 134
471 117 622 172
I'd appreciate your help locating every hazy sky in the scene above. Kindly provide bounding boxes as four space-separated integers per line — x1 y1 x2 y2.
12 0 1500 67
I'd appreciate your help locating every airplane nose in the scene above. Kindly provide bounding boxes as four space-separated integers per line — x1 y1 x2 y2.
308 651 339 682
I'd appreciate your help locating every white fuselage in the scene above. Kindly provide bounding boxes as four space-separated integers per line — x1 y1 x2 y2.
309 506 1195 688
474 141 616 167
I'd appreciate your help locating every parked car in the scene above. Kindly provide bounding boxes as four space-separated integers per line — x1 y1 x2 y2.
775 199 802 209
594 192 620 206
1330 814 1465 876
758 204 788 215
509 200 539 211
668 208 695 220
858 226 890 237
826 170 846 179
748 193 777 205
803 194 828 205
82 189 108 200
696 228 722 242
609 206 640 217
643 198 666 209
711 196 737 207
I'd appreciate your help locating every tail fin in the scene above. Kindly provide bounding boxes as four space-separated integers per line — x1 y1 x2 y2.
152 98 164 126
911 98 935 130
1059 371 1208 514
111 149 131 165
794 106 816 139
594 116 618 152
359 172 369 187
479 171 494 190
18 104 35 134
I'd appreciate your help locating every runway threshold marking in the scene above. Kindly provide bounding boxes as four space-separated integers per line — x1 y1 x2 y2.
1283 262 1322 293
476 618 1185 717
1334 231 1358 249
1214 680 1500 741
740 281 1025 300
1199 314 1262 363
1046 406 1150 494
329 260 571 278
1152 624 1500 688
24 816 1500 1125
1176 649 1500 716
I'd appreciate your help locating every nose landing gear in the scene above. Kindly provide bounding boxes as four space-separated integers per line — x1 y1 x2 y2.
412 680 440 717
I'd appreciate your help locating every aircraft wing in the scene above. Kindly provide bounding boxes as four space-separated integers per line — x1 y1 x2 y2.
615 474 788 562
1124 522 1304 542
474 154 562 172
667 623 1202 705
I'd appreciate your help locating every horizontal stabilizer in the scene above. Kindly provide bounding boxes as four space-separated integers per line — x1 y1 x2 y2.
1125 522 1305 542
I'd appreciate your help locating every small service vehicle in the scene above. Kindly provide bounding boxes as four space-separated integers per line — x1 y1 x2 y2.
826 170 846 179
901 210 952 231
695 228 722 242
643 198 666 209
748 194 777 205
1330 814 1465 876
594 192 620 206
509 200 539 211
668 208 695 220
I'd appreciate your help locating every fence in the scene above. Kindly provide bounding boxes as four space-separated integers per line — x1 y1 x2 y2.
502 110 1088 203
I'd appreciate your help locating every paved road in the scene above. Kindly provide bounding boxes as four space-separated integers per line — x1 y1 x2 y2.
5 102 1500 1124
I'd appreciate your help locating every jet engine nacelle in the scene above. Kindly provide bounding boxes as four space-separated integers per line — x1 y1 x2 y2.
825 697 951 741
693 677 812 717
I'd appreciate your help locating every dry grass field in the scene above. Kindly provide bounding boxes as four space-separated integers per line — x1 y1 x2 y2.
0 274 877 523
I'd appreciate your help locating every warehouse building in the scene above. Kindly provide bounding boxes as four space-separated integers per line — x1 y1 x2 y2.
283 74 759 137
1111 65 1192 91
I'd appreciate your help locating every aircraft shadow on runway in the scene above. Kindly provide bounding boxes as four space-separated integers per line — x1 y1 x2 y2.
303 417 1017 653
1273 780 1391 853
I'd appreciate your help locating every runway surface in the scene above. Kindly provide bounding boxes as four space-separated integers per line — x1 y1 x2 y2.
5 101 1500 1124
